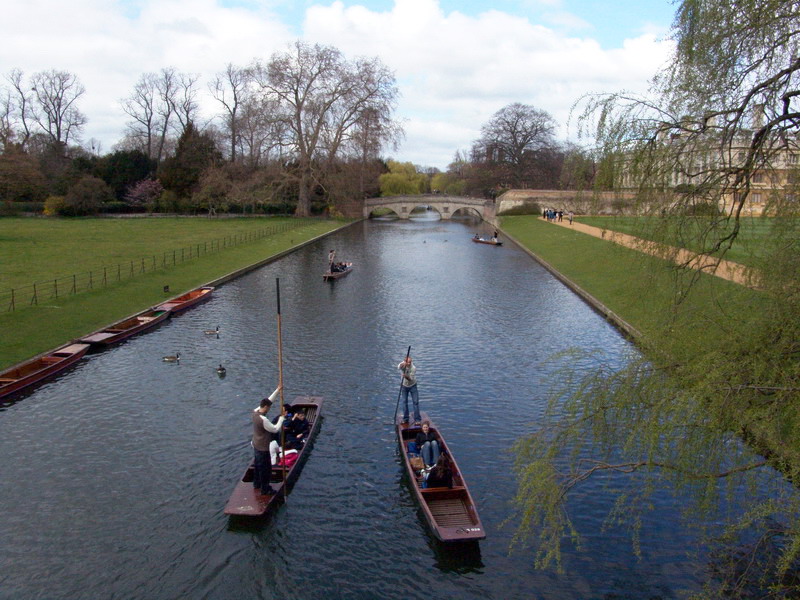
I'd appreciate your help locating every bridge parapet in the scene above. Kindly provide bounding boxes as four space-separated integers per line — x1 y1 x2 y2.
364 195 496 222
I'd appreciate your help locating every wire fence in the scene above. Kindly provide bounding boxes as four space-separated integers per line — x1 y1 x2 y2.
2 221 305 312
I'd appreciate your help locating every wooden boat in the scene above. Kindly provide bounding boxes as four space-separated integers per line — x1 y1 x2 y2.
471 237 503 246
396 413 486 542
224 396 324 517
323 262 354 281
0 343 91 400
79 308 170 346
156 286 214 314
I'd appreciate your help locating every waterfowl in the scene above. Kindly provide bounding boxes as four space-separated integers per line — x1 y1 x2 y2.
163 352 180 363
216 364 227 376
204 326 220 335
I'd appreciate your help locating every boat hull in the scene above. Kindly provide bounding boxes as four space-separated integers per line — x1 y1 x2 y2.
156 286 214 314
224 396 324 517
80 309 170 346
0 343 90 399
471 238 502 246
323 263 353 280
396 412 485 542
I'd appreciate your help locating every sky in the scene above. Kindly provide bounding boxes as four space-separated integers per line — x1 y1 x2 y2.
1 0 677 169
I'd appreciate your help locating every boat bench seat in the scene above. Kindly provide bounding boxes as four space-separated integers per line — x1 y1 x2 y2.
40 357 62 363
421 486 465 494
0 377 18 383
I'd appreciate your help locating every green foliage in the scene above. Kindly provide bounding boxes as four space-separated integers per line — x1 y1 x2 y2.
503 210 800 592
0 148 48 203
497 202 541 216
43 196 66 216
158 123 222 199
99 150 156 200
378 160 428 195
64 176 113 215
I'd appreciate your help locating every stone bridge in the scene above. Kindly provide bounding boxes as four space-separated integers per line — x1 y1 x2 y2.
363 195 496 221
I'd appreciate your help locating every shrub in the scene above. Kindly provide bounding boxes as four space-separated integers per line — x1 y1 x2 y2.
498 201 541 216
65 176 114 216
44 196 67 216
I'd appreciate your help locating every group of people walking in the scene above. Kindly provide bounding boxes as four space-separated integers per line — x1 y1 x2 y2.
543 208 574 225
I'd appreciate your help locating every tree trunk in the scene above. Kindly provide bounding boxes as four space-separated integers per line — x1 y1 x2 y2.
295 168 311 217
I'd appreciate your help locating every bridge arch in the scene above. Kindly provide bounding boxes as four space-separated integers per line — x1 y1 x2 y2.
363 195 495 222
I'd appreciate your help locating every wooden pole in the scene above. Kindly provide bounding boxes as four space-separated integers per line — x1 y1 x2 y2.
276 278 287 498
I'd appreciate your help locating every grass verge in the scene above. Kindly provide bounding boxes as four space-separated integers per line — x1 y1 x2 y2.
0 217 348 369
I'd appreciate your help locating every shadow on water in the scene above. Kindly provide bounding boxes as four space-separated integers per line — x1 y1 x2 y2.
429 538 484 574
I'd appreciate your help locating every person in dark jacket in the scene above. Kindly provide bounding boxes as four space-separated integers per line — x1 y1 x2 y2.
285 408 310 449
425 453 453 489
415 421 440 468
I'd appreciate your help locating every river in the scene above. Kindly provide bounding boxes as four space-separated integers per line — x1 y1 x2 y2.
0 215 752 599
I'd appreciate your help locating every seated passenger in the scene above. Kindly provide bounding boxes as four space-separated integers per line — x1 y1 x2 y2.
285 409 310 449
425 453 453 489
415 421 440 468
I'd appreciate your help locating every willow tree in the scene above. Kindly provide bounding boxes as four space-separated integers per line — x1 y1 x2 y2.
253 41 400 217
513 1 800 595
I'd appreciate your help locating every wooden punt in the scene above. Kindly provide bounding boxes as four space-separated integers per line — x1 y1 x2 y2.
396 413 485 542
323 262 354 281
471 237 503 246
224 396 324 517
0 343 91 400
79 308 170 346
156 286 214 314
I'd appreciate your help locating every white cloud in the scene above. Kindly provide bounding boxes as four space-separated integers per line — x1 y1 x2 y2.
0 0 672 169
303 1 672 167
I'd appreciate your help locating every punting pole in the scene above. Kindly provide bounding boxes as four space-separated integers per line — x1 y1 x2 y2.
393 345 412 423
276 278 287 498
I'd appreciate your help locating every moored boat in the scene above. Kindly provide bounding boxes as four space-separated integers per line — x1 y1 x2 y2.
224 396 324 517
156 286 214 314
79 308 170 346
471 237 502 246
323 262 354 281
396 413 486 542
0 343 91 399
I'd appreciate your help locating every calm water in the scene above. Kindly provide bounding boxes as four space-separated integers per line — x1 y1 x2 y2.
0 216 751 599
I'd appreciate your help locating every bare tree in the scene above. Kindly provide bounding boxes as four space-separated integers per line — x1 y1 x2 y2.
7 69 35 149
121 72 158 159
477 102 557 187
209 63 253 162
154 67 179 163
29 69 86 147
254 41 400 216
173 72 200 135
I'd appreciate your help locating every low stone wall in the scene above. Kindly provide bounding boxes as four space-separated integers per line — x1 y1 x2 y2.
497 189 637 216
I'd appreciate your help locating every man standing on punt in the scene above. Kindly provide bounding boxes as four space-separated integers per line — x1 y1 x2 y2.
398 355 421 425
252 385 283 496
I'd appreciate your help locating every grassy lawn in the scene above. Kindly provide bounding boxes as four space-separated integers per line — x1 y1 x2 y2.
0 217 347 369
500 216 767 361
575 215 792 268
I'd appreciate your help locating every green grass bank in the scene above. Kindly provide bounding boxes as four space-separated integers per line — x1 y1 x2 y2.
0 217 348 369
499 215 797 462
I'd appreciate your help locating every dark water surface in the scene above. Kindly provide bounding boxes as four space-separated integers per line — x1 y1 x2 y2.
0 217 752 599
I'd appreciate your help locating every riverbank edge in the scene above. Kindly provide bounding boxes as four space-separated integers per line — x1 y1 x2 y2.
3 220 357 372
499 227 643 341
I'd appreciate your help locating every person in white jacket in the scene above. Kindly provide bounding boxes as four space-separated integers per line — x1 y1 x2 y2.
251 386 284 495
